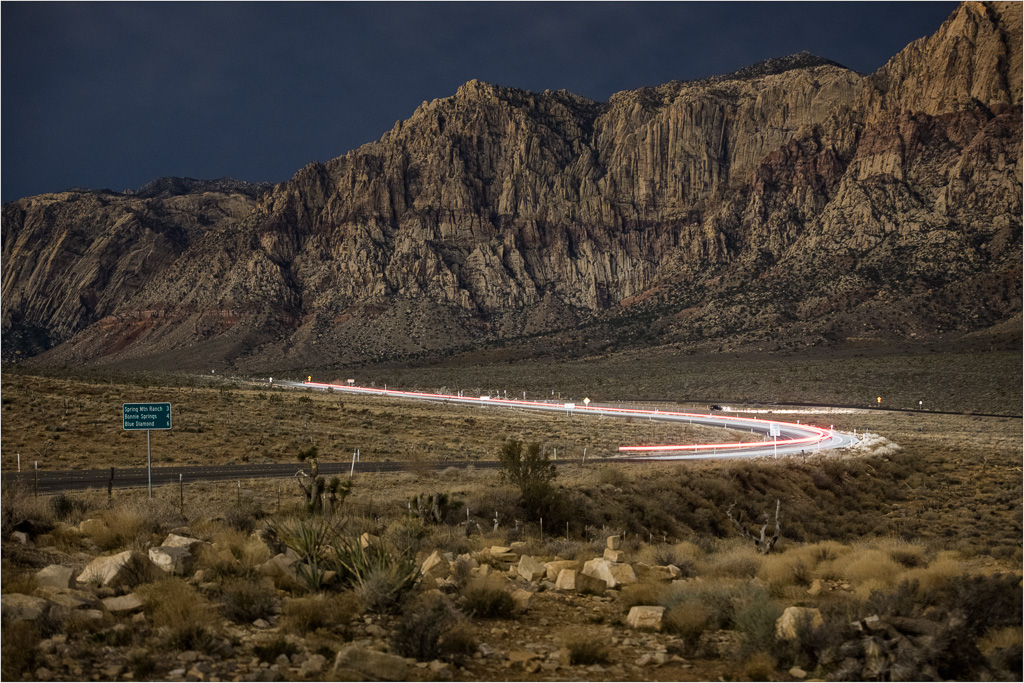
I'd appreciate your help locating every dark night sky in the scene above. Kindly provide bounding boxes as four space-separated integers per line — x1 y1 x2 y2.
2 1 958 203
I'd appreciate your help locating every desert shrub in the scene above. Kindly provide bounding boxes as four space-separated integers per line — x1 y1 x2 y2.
741 651 778 681
877 537 927 568
564 633 611 665
281 592 359 635
462 577 516 619
390 593 470 662
597 466 630 487
1 558 37 594
1 621 40 679
253 638 299 663
1 481 51 535
821 547 902 587
665 602 711 650
219 578 279 623
384 516 429 554
544 537 588 560
734 601 783 656
699 543 762 579
449 555 476 588
48 492 89 523
137 578 211 630
331 536 418 613
91 504 156 550
498 439 556 521
429 527 473 556
125 649 158 679
137 578 220 652
757 553 811 593
620 580 671 609
224 499 266 534
898 556 962 594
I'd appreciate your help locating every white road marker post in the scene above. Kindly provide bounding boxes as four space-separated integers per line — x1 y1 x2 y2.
17 453 20 472
147 429 152 499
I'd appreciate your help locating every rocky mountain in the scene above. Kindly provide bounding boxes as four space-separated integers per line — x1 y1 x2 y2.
2 1 1020 371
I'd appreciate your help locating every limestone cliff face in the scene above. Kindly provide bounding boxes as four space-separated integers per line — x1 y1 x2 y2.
3 2 1020 369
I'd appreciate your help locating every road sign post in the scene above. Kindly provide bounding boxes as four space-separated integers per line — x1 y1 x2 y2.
769 423 781 459
123 403 172 498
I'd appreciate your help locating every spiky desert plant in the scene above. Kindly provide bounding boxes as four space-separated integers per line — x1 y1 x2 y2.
330 536 418 612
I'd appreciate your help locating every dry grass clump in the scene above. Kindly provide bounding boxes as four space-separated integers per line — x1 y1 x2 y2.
741 650 778 680
698 541 762 579
1 558 38 594
620 580 672 609
898 555 964 594
757 552 811 594
461 576 516 619
281 592 359 635
875 537 928 568
978 626 1023 656
562 631 612 665
390 592 476 664
219 577 279 623
209 527 272 570
665 603 712 650
136 578 219 651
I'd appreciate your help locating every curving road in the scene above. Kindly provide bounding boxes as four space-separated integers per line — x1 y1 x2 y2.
291 381 859 460
1 380 857 494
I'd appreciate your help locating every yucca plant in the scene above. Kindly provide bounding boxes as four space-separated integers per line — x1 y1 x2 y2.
276 517 335 592
330 536 419 612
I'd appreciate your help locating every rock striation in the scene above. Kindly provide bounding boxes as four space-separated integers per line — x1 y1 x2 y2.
2 2 1020 369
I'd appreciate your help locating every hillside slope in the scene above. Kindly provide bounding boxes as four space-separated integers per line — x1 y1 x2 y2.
2 1 1020 370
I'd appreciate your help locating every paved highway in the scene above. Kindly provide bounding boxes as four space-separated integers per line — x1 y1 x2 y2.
289 381 859 460
1 380 857 494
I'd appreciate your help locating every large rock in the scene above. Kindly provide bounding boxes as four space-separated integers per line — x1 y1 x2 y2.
516 555 546 582
626 605 665 631
257 553 298 584
544 560 577 581
102 593 144 614
582 558 636 589
77 551 166 589
554 567 608 594
420 550 450 583
333 645 411 681
160 534 207 554
34 564 75 589
149 546 195 576
776 606 824 640
1 594 53 622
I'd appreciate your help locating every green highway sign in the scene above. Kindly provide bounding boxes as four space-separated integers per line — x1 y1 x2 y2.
123 403 172 430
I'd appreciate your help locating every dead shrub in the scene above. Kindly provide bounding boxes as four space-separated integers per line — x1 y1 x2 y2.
563 632 611 665
665 602 711 651
136 578 214 647
620 580 671 609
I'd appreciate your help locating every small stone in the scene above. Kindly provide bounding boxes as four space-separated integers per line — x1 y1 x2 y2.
606 535 621 550
253 619 270 629
516 555 546 582
603 548 624 562
789 666 808 679
635 653 653 666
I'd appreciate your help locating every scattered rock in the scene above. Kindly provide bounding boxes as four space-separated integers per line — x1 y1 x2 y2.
607 535 621 550
333 645 410 681
790 666 808 679
102 593 144 614
299 654 326 677
776 606 824 641
544 560 577 581
149 546 196 576
581 558 636 589
603 548 624 562
11 531 30 545
2 593 53 621
516 555 546 582
76 551 166 589
510 589 532 611
360 532 381 550
421 550 449 583
626 605 665 631
34 564 75 590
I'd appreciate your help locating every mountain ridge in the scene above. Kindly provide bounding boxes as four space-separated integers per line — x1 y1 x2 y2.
2 1 1020 371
